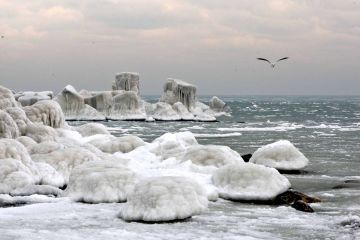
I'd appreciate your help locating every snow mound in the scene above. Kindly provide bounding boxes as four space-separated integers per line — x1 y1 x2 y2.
179 145 244 167
23 100 65 128
250 140 309 170
212 163 291 201
150 132 198 159
118 176 208 222
75 123 110 137
0 110 20 138
0 85 18 110
31 147 100 183
29 141 64 155
93 135 146 154
35 162 65 187
4 107 32 135
147 102 181 121
0 159 36 194
25 123 58 143
10 184 62 197
65 161 137 203
16 136 37 150
15 91 53 106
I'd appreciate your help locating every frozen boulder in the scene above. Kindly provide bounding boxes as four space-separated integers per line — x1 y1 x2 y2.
10 184 62 197
23 100 65 128
25 123 58 143
113 72 140 94
0 110 20 138
29 141 64 155
75 123 110 137
161 78 197 109
118 176 208 222
35 162 65 187
179 145 244 167
147 102 181 121
31 147 101 183
84 91 113 115
250 140 309 171
212 163 291 201
209 96 229 113
172 102 194 120
15 91 53 106
0 158 37 194
92 135 146 154
4 107 32 135
16 136 37 150
0 139 36 169
54 85 105 121
65 161 137 203
0 86 18 110
150 132 198 159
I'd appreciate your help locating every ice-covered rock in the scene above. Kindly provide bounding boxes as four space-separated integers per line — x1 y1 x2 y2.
0 159 37 194
35 162 65 187
25 123 58 143
54 85 105 121
4 107 32 135
179 145 244 167
249 140 309 170
75 123 110 137
107 91 146 120
65 161 137 203
0 110 20 138
0 139 36 169
118 176 208 222
209 96 228 112
15 91 53 106
146 102 181 121
212 163 291 201
29 141 64 155
0 86 18 110
172 102 194 120
23 100 65 128
31 147 101 183
161 78 197 109
16 136 37 150
10 184 62 197
150 132 198 159
113 72 140 94
91 135 146 154
83 91 113 115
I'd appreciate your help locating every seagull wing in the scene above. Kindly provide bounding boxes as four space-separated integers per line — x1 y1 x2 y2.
257 58 272 64
276 57 289 62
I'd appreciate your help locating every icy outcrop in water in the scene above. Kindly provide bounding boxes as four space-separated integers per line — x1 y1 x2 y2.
54 85 106 121
113 72 140 94
209 96 230 115
146 102 181 121
250 140 309 170
23 100 65 128
107 91 146 120
15 91 53 106
118 176 208 222
212 163 291 201
161 78 197 109
179 145 244 167
0 86 18 110
65 161 137 203
83 91 113 115
75 123 110 137
0 110 20 139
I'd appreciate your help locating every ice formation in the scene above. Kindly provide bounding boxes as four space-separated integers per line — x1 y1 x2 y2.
23 100 65 128
161 78 197 109
209 96 229 114
107 91 146 120
10 184 62 197
0 110 20 138
15 91 53 106
90 135 146 154
65 161 137 203
113 72 140 94
179 145 244 167
54 85 105 121
250 140 309 170
75 123 110 137
25 123 58 143
118 176 208 222
212 163 291 201
4 107 32 135
0 86 18 110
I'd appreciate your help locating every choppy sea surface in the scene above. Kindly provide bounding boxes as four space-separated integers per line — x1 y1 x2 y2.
1 96 360 240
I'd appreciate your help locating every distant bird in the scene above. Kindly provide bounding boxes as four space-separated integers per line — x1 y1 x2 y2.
257 57 289 68
1 35 4 39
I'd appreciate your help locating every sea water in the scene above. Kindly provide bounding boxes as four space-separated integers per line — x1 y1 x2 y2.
0 96 359 239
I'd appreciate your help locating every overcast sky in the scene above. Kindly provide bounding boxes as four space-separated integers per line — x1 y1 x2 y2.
0 0 359 95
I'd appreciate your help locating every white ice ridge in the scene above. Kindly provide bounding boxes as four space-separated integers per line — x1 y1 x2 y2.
118 176 208 222
250 140 309 170
65 160 137 203
212 163 291 201
14 91 53 106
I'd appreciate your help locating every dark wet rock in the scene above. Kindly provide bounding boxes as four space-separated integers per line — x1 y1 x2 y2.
241 154 252 162
278 169 309 174
340 217 360 229
123 216 192 224
332 179 360 190
291 200 314 213
275 190 321 205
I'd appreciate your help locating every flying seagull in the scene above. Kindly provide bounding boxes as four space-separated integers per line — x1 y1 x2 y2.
257 57 289 68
